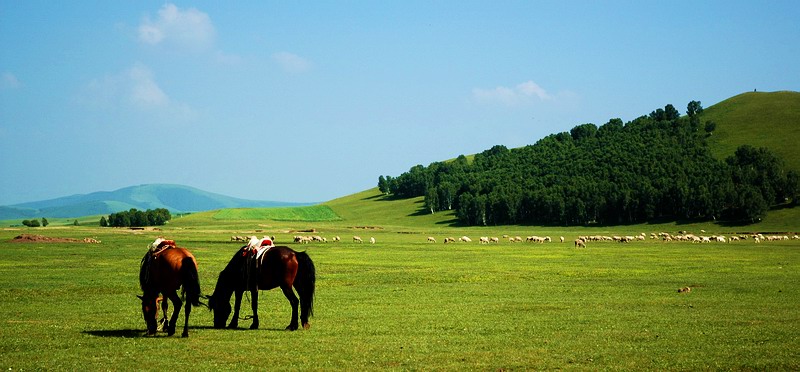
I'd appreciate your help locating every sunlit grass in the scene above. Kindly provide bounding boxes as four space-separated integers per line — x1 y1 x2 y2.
1 225 798 370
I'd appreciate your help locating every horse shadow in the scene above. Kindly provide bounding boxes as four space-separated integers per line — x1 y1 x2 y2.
82 326 285 338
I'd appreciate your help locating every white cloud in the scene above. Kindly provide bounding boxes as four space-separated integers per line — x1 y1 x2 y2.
138 3 215 51
472 80 553 106
1 72 21 89
272 52 312 73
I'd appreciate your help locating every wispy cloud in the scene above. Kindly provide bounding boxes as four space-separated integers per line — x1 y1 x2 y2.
1 72 21 89
138 3 215 52
127 64 169 108
272 52 312 73
472 80 553 106
78 63 195 120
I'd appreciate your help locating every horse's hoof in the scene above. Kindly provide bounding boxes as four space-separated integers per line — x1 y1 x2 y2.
227 323 238 329
182 331 189 338
302 323 311 330
286 324 298 331
249 323 259 330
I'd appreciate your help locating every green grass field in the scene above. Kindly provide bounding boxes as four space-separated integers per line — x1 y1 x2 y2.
2 215 798 370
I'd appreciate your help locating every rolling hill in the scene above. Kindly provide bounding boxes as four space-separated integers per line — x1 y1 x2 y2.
0 184 312 220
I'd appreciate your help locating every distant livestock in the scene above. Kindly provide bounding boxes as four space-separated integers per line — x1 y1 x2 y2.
353 236 363 243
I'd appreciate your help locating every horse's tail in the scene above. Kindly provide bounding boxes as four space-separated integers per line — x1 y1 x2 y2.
181 257 202 307
294 251 316 318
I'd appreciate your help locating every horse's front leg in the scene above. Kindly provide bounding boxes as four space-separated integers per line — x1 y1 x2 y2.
229 290 243 329
249 289 259 329
281 285 300 331
166 291 182 336
157 296 169 332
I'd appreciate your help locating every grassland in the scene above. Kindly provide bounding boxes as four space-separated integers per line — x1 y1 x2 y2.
1 203 798 370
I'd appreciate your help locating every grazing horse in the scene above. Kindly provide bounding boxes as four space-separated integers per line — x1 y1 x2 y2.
138 239 201 337
208 245 316 331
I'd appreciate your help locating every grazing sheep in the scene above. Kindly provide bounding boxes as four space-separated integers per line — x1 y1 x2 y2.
369 237 376 244
574 238 586 248
427 236 436 243
353 236 363 243
479 237 489 244
490 237 499 243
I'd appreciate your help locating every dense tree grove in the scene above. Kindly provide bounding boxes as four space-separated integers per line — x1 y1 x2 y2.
381 102 798 226
105 208 171 227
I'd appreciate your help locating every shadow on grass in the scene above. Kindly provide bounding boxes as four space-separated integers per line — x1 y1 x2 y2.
82 325 287 338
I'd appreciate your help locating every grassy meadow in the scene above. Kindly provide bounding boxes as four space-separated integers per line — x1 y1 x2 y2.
2 191 799 370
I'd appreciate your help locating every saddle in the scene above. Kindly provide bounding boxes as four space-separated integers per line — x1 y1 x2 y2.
150 239 177 256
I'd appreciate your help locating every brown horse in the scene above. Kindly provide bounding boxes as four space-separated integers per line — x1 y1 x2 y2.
208 245 315 331
138 240 201 337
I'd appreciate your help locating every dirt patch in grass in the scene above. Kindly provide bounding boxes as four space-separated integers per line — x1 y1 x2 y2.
10 234 101 243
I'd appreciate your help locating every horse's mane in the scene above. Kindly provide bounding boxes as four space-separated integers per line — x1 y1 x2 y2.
139 251 154 292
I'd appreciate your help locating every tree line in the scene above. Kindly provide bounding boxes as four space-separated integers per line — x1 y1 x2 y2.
379 101 798 226
21 218 48 227
100 208 171 227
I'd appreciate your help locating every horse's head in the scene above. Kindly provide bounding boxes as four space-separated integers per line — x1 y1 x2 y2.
137 294 158 335
207 292 232 329
209 268 238 329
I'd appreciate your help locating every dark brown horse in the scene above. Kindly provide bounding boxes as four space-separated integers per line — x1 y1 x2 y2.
138 239 201 337
208 245 315 330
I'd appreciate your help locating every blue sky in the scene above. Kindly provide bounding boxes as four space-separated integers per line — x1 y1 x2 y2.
1 1 798 205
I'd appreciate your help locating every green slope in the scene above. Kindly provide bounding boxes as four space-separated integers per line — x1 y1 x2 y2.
703 91 800 174
324 188 457 229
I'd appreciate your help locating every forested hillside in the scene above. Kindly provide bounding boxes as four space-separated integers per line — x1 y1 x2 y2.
381 101 798 226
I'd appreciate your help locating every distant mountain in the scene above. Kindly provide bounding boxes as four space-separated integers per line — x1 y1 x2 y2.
0 184 313 220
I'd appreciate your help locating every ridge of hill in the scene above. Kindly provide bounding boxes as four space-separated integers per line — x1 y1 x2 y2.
0 184 312 220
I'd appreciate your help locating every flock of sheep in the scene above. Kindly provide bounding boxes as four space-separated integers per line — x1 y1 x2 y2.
232 231 798 247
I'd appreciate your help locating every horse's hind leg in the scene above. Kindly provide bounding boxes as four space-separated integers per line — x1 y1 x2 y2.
182 297 192 338
281 285 300 331
166 291 182 336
